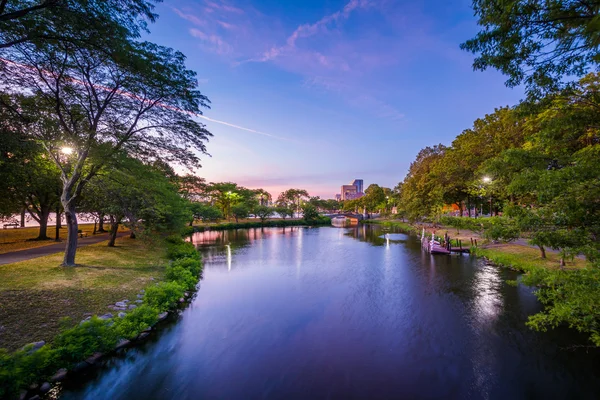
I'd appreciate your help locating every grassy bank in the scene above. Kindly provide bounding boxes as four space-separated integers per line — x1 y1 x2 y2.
0 235 203 399
473 244 588 273
193 217 331 232
0 224 104 255
0 236 167 351
361 219 417 234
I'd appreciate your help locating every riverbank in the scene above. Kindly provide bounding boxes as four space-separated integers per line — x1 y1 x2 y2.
193 217 331 232
0 234 203 399
363 219 589 271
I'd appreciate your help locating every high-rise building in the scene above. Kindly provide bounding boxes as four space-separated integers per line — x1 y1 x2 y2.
351 179 363 194
340 179 364 201
341 185 357 201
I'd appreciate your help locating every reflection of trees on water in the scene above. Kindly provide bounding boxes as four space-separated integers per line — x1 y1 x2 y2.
344 224 409 247
191 227 306 266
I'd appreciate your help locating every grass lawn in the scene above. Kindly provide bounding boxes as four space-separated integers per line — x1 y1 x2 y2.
0 236 167 351
475 243 589 272
0 224 99 255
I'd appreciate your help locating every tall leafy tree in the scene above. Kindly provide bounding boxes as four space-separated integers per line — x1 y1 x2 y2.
1 19 211 265
277 188 309 215
0 0 159 49
399 145 446 221
462 0 600 96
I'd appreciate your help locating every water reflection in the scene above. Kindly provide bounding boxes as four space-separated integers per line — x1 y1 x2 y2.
59 226 600 400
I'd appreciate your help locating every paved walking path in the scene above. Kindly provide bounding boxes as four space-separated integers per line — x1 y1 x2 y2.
0 231 129 265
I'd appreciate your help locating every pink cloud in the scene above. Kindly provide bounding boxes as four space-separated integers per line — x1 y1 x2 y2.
172 7 205 26
205 0 244 15
217 20 235 30
255 0 374 63
190 28 233 55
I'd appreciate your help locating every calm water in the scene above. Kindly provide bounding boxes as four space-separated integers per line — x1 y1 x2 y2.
59 225 600 399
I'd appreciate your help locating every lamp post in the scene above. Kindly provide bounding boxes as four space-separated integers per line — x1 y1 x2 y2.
482 176 492 216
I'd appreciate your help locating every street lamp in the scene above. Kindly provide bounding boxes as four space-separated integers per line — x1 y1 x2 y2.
482 176 492 216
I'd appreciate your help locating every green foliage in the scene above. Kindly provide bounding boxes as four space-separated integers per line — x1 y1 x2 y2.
0 345 58 398
172 257 203 276
253 205 274 222
54 317 119 363
481 217 520 242
301 203 319 223
190 202 223 222
522 268 600 346
462 0 600 95
114 306 159 340
166 240 200 261
231 203 250 222
439 216 486 233
275 206 294 219
144 281 186 310
165 265 197 290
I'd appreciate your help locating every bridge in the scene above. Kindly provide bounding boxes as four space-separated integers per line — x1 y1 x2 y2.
324 213 364 221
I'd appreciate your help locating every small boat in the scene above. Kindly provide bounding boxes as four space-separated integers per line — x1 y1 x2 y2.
429 240 450 255
421 228 450 255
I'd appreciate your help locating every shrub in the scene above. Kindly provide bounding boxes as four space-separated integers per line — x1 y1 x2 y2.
172 257 203 276
114 306 159 339
166 241 200 260
11 345 57 389
54 317 118 364
165 234 183 244
166 265 197 290
0 348 18 398
482 217 520 242
144 281 185 311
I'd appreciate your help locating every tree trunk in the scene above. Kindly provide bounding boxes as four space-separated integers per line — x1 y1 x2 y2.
108 218 119 247
62 201 79 266
538 245 546 259
35 209 51 240
98 213 106 232
20 208 25 227
129 231 136 239
560 257 565 269
93 220 97 235
54 209 61 242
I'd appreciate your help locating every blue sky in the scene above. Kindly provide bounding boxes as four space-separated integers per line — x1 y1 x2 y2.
145 0 524 198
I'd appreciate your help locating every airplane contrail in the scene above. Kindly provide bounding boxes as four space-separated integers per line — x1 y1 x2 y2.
195 114 294 142
0 56 293 142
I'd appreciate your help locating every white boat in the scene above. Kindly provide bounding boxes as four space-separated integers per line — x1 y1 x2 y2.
421 229 450 255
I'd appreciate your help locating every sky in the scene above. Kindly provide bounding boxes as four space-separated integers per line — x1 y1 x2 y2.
144 0 525 198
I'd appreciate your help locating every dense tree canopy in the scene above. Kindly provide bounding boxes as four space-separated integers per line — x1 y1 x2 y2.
462 0 600 96
0 2 211 265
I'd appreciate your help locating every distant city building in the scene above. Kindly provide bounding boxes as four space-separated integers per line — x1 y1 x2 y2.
351 179 363 194
340 179 364 201
335 194 341 201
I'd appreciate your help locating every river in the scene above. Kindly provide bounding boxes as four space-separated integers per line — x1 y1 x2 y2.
58 225 600 399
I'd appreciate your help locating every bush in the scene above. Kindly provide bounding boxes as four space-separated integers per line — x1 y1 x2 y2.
482 217 520 242
0 348 17 398
166 241 200 260
0 346 58 398
54 317 118 364
114 305 159 339
172 257 202 276
166 265 197 290
144 281 186 311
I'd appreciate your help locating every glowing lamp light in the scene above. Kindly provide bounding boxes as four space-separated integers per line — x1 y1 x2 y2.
60 147 74 155
482 176 492 183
